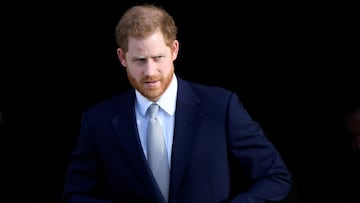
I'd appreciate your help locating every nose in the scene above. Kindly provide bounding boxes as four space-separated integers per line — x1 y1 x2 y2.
143 60 157 76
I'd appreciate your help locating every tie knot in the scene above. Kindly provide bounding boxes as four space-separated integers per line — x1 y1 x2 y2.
148 103 159 119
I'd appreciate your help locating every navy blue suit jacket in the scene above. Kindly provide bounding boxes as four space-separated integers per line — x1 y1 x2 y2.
63 77 292 203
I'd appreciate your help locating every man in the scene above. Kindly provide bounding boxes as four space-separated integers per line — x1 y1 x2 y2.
62 4 292 203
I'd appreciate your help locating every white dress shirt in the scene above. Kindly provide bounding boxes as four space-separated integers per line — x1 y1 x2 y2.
135 74 178 167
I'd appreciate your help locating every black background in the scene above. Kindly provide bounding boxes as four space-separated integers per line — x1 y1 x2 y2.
2 1 359 202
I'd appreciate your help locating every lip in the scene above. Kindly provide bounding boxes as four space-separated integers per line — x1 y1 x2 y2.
144 80 160 87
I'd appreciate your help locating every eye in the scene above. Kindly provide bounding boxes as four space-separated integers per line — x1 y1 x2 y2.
135 58 147 64
153 56 163 62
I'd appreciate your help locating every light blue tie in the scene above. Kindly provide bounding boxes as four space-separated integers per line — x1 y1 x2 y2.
147 103 169 202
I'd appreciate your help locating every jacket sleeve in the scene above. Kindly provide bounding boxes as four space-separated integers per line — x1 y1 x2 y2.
226 93 292 203
62 112 113 203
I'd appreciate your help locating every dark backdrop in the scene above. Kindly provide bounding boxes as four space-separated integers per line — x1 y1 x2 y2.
2 1 359 202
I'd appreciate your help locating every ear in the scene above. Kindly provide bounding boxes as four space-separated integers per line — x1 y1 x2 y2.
171 40 179 61
117 48 127 67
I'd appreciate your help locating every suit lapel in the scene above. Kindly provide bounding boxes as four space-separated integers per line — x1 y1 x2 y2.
111 90 165 203
170 79 203 198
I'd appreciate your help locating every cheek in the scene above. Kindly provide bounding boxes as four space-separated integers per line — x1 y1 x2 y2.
127 67 143 78
161 59 174 71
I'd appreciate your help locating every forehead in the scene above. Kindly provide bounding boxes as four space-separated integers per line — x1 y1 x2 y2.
127 31 167 51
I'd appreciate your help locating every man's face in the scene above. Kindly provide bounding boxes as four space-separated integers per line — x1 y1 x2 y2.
117 30 179 101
